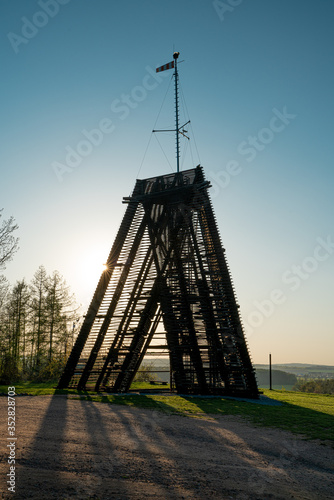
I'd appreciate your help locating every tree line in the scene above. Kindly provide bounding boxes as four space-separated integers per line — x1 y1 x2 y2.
0 209 79 383
0 266 79 383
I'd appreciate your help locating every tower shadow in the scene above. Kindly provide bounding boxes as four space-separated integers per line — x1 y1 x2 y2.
16 394 69 499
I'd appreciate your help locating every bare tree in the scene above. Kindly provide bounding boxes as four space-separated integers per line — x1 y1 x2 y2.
0 275 9 307
0 209 19 270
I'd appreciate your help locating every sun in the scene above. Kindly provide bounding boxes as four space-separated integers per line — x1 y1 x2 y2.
77 247 109 295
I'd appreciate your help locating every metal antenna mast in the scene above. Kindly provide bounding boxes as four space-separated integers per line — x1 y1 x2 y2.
153 51 190 173
174 52 180 173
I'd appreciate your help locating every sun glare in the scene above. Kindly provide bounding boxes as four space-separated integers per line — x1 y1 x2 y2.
77 248 109 295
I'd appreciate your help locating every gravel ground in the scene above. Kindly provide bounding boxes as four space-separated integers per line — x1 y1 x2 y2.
0 395 333 499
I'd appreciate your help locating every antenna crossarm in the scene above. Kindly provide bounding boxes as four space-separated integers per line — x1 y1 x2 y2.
153 129 176 133
180 120 190 129
179 120 190 140
153 120 190 137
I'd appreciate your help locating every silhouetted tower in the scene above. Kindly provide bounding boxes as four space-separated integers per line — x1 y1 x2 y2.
58 54 258 398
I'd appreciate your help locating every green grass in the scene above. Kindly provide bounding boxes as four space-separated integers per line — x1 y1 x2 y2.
1 383 333 444
130 381 170 390
0 380 169 394
76 390 333 443
0 381 87 396
256 384 295 391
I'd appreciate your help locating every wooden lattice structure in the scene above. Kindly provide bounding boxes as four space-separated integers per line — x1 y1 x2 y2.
58 166 258 398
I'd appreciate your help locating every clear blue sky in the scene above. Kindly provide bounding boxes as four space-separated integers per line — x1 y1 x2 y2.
1 0 333 365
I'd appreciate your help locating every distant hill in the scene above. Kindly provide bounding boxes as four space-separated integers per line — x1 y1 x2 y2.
254 369 297 388
254 364 334 379
143 359 334 384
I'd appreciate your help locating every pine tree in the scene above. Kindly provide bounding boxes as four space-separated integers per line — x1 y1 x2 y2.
29 266 48 370
42 270 78 378
5 279 30 378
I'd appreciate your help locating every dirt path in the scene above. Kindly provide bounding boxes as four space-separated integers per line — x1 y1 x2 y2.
0 395 333 499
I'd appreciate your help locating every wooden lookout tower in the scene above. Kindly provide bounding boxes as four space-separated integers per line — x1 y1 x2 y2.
58 54 259 398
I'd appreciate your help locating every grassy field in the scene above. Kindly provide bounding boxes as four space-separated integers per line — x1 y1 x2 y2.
1 382 333 444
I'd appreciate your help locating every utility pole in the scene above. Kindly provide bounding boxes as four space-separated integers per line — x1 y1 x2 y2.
173 51 180 172
269 353 272 390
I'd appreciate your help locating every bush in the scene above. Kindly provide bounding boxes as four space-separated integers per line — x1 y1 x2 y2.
0 354 19 384
34 356 67 382
293 378 334 394
134 362 158 383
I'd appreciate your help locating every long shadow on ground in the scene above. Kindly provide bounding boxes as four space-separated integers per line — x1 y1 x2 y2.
10 392 334 500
